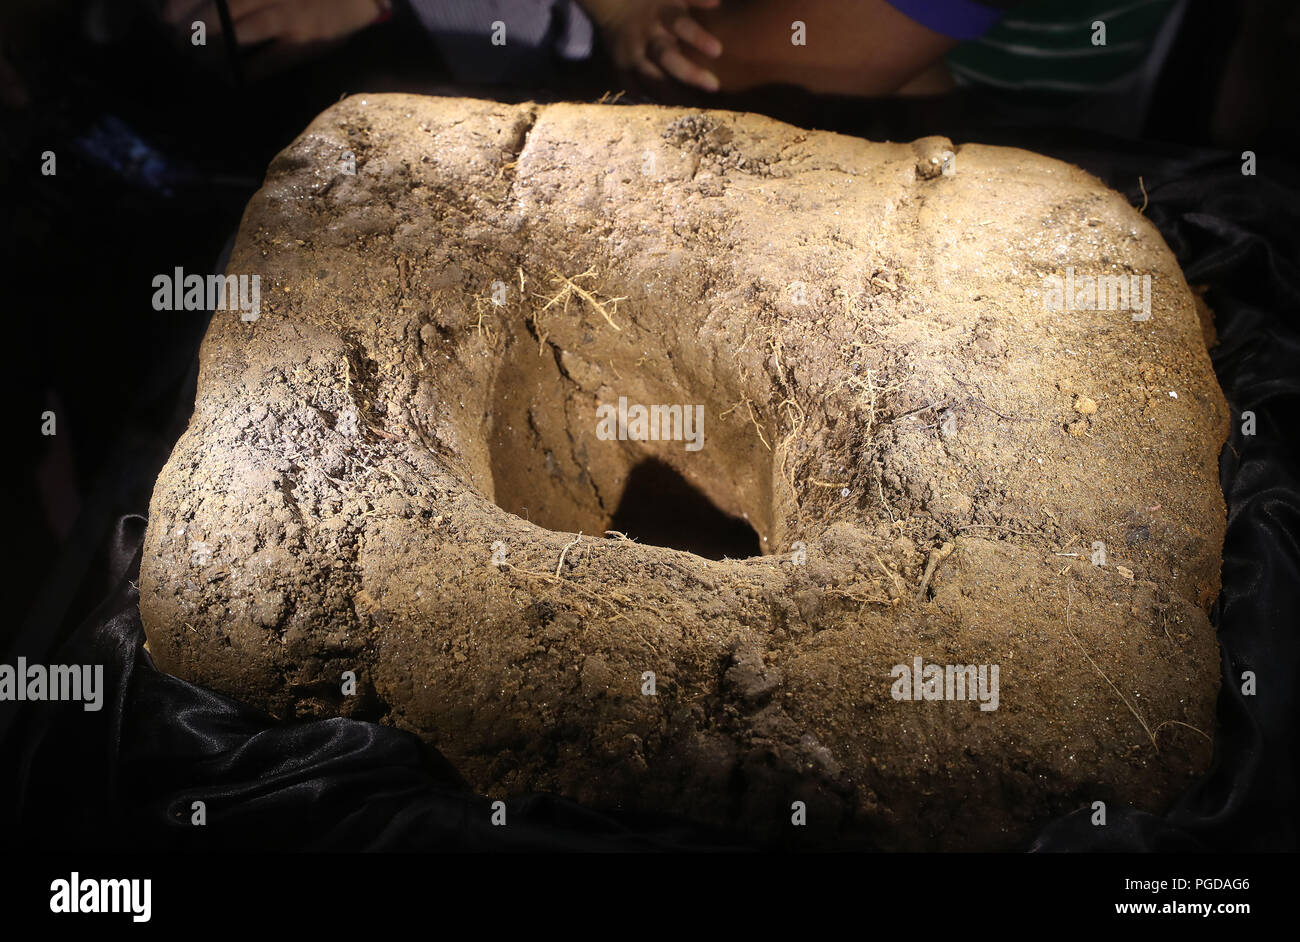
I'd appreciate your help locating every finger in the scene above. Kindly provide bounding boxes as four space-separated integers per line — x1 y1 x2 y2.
635 55 667 82
231 4 294 44
643 25 675 66
610 34 645 69
228 0 281 19
658 43 720 91
648 20 675 46
670 16 722 57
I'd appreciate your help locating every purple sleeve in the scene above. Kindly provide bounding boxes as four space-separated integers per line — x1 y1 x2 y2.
883 0 1008 40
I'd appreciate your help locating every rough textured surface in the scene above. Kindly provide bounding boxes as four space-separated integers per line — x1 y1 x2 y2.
139 94 1228 850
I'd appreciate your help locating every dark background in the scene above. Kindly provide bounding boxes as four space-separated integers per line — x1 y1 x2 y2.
2 0 1297 851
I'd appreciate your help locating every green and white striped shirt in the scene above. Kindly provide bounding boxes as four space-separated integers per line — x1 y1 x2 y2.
946 0 1181 93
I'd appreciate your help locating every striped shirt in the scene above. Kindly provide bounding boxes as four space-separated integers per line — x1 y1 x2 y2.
943 0 1183 93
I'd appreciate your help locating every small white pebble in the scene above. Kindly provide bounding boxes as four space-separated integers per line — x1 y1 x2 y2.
1169 391 1178 399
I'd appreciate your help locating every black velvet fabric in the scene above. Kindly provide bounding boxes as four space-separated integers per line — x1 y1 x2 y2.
5 135 1298 852
1027 146 1300 851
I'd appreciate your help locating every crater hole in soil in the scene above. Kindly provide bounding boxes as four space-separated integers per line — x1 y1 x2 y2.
608 458 762 560
485 329 776 558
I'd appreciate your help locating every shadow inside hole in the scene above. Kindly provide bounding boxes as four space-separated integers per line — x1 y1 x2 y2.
608 457 761 560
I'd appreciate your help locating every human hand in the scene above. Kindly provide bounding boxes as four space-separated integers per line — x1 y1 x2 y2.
162 0 386 46
579 0 724 92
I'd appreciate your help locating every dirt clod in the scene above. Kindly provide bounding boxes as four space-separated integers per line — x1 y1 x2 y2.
140 95 1227 850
